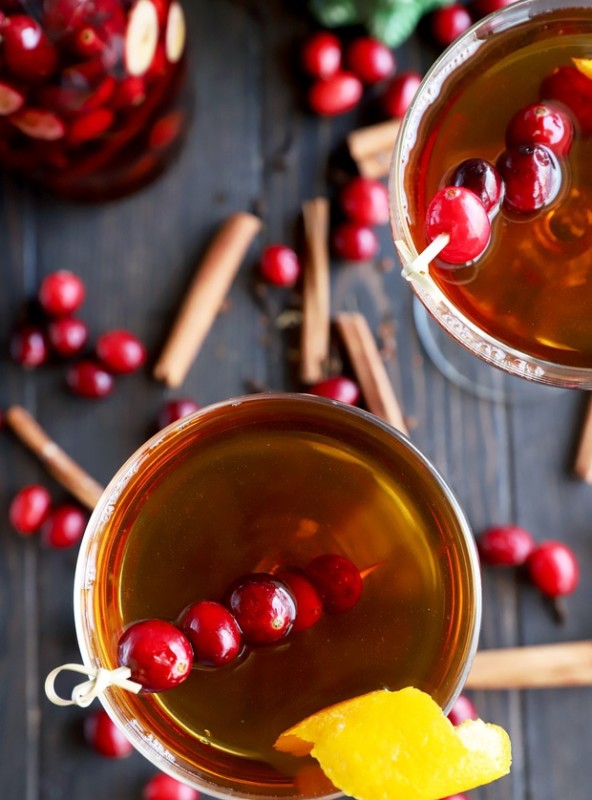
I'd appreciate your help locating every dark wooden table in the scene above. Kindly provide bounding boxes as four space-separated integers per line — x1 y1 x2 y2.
1 1 591 798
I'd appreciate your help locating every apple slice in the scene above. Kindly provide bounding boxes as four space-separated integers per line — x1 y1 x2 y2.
10 108 66 140
125 0 159 77
0 81 25 115
165 2 186 64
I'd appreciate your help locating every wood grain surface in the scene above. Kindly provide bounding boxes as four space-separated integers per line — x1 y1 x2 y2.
0 2 591 799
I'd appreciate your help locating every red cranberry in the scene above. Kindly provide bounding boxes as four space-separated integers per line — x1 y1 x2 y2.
527 541 579 597
431 4 472 47
157 398 200 428
47 317 88 358
40 504 87 548
260 244 301 287
332 222 379 261
225 574 296 645
381 71 422 118
425 186 491 264
345 37 395 85
66 360 115 398
96 329 147 374
38 270 85 317
84 708 133 758
301 31 342 80
308 376 360 406
477 524 536 566
449 158 503 213
118 619 194 692
497 145 561 214
339 177 389 226
9 325 49 368
506 102 573 157
9 485 52 535
178 601 242 667
142 773 200 800
540 66 592 136
440 796 470 800
447 693 478 725
473 0 516 16
305 554 363 613
3 14 58 82
308 71 363 116
275 569 323 632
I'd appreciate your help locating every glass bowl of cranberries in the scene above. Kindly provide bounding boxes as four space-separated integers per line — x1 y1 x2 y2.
0 0 188 200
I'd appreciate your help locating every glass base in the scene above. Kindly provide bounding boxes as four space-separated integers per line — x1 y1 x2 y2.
412 299 566 404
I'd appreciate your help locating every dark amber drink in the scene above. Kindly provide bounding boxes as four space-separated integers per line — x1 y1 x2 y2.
75 394 480 798
391 0 592 387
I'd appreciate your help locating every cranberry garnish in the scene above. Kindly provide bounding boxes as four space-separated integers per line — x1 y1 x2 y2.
301 31 342 80
345 37 395 85
447 693 478 726
225 574 296 645
497 145 561 214
38 270 86 317
142 773 200 800
66 360 115 398
3 15 58 82
430 4 472 47
9 485 52 535
96 329 147 374
276 569 323 632
506 102 573 157
473 0 516 17
332 222 379 261
527 541 580 597
425 186 491 264
40 504 87 548
84 708 133 758
9 325 49 368
540 66 592 136
339 177 389 226
308 375 360 406
118 619 194 693
305 554 363 613
477 524 536 566
47 317 88 358
381 71 422 118
260 244 301 287
178 600 242 667
157 398 200 428
308 72 363 116
449 158 503 213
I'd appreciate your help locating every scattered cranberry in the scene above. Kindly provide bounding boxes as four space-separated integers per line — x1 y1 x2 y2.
527 541 580 597
118 619 194 693
276 569 323 632
425 186 491 264
9 485 52 535
540 66 592 136
66 360 115 398
9 325 49 368
473 0 516 16
345 37 395 85
225 574 296 645
305 554 362 613
506 102 573 157
381 71 422 118
308 71 363 116
431 5 472 47
260 244 301 287
157 398 200 428
447 693 478 725
301 31 342 80
84 708 133 758
308 375 360 406
332 222 379 261
497 145 561 214
3 14 58 82
40 504 87 549
178 600 243 667
449 158 503 213
96 329 147 374
477 524 536 566
47 317 88 358
440 795 470 800
38 270 85 317
142 772 200 800
339 177 389 226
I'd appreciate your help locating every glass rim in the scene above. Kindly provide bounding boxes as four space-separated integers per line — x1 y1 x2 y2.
73 392 482 800
389 0 592 389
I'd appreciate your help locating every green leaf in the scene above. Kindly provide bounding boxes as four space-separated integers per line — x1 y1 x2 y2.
309 0 361 27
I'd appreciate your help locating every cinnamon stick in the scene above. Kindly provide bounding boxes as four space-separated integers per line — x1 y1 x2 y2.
153 212 262 387
347 119 401 179
5 405 104 511
335 312 408 435
574 394 592 482
300 198 331 384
